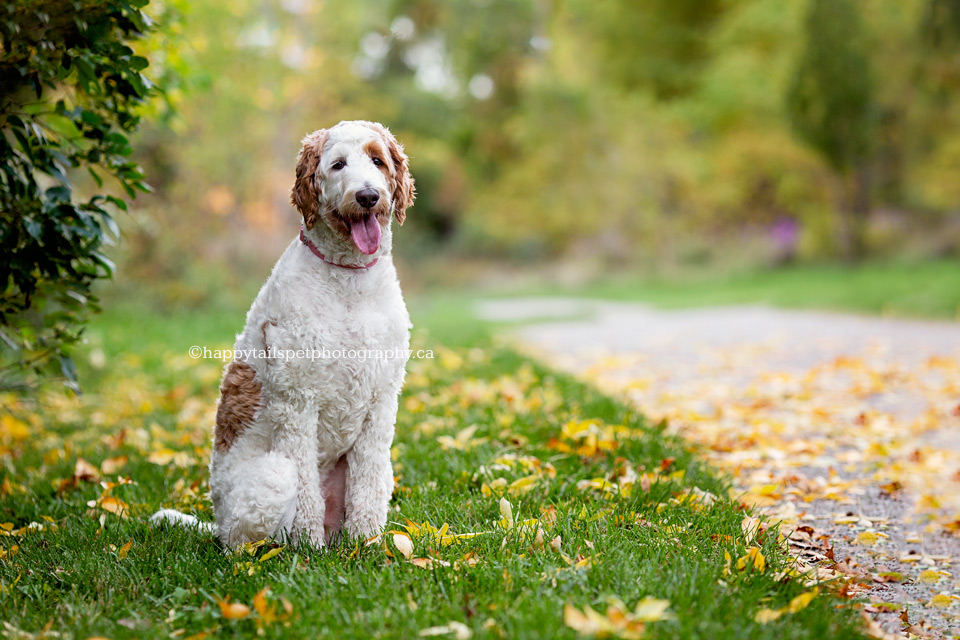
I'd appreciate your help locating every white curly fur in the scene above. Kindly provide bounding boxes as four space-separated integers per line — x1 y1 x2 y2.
151 121 413 548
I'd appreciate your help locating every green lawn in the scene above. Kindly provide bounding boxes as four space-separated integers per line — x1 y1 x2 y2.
0 287 868 639
522 259 960 320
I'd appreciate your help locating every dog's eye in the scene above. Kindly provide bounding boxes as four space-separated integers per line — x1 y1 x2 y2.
331 160 346 171
371 157 384 167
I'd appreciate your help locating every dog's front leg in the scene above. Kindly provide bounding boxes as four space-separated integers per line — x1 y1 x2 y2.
343 396 397 539
270 396 326 548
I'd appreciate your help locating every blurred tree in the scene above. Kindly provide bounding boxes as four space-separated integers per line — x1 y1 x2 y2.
908 0 960 216
787 0 874 261
0 0 169 390
573 0 726 100
102 0 960 280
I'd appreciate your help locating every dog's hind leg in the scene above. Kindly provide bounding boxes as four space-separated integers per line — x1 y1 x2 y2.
212 451 298 548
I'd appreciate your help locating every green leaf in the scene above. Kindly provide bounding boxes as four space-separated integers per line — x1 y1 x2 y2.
87 167 103 187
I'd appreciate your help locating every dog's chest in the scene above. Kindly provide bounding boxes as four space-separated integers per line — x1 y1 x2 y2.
304 286 409 451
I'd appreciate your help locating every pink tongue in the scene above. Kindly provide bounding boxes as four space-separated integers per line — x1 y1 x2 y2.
349 214 381 255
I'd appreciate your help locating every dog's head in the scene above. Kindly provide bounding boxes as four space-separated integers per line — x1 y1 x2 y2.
291 121 415 255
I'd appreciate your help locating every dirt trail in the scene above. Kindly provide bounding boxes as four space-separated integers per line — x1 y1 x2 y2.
480 299 960 638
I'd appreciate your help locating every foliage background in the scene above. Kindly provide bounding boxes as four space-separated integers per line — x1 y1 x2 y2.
113 0 960 298
4 0 960 386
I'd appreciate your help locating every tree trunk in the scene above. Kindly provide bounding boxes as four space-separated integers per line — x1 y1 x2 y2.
837 166 871 262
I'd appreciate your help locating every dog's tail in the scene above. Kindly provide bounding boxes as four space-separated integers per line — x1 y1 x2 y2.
150 509 216 535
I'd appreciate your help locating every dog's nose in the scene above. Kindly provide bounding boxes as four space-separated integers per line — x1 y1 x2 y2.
355 188 380 209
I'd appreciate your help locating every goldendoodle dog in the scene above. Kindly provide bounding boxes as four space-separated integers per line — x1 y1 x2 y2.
153 120 415 548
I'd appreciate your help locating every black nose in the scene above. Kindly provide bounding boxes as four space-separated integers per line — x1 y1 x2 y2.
355 188 380 209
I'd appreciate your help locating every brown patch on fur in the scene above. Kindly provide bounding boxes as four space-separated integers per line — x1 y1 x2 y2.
214 360 261 453
358 121 416 224
363 140 391 178
291 129 329 230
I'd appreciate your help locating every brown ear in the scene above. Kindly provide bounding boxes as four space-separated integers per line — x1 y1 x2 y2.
386 132 415 225
360 122 415 224
290 129 328 230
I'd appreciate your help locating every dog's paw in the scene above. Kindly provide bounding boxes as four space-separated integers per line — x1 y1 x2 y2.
150 508 197 527
150 509 216 534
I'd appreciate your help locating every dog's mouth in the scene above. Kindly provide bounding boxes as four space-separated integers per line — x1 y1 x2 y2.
348 213 381 255
325 198 389 255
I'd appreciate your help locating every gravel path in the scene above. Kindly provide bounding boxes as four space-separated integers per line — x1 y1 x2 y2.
480 299 960 638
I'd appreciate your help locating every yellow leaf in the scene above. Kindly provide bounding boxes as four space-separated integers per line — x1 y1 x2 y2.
855 532 884 546
95 496 130 518
507 475 539 496
564 601 647 640
787 589 818 613
117 540 133 560
930 594 957 609
253 587 270 616
147 448 178 465
393 533 414 559
755 608 783 624
736 547 765 572
918 569 944 583
218 598 251 619
259 546 284 563
481 478 508 497
632 597 673 622
0 416 30 441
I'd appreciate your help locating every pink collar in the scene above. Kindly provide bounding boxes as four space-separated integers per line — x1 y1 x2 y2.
300 227 379 270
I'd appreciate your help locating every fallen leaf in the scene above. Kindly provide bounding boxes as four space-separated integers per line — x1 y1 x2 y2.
787 589 818 613
393 533 414 559
259 546 284 563
58 458 101 494
508 475 539 496
929 594 958 609
499 497 514 530
419 621 472 639
755 608 783 624
736 547 766 572
117 540 133 560
101 456 128 474
632 597 673 622
218 598 251 619
855 532 883 546
918 569 945 583
88 496 129 518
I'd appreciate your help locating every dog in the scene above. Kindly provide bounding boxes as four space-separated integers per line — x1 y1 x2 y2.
152 120 415 548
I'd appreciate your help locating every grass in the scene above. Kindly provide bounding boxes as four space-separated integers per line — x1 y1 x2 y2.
0 287 869 639
520 259 960 320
